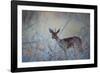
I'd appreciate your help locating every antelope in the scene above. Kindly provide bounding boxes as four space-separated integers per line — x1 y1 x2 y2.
49 28 83 58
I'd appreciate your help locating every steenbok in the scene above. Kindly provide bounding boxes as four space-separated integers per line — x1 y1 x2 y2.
49 28 83 59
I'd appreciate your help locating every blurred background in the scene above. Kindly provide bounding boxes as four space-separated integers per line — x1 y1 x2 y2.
22 10 90 62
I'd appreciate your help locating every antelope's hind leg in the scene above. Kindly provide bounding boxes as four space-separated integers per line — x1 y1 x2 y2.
73 43 80 59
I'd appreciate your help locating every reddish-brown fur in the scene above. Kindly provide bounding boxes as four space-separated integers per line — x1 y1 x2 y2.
49 28 82 52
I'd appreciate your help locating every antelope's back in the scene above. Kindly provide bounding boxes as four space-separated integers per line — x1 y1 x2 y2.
60 36 82 48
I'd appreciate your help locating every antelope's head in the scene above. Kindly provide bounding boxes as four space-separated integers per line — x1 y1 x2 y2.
49 28 60 40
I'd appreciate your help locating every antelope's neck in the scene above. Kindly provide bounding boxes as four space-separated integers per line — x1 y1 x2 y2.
55 37 60 42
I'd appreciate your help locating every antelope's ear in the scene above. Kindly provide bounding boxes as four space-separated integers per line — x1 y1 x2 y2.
49 28 54 33
56 29 60 33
